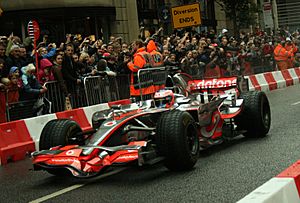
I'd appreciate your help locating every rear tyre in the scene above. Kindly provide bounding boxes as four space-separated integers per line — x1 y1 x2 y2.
156 110 199 171
235 91 271 137
39 119 83 176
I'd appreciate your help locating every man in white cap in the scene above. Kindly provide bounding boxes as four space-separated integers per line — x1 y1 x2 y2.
273 38 293 71
285 37 298 68
4 44 21 77
222 28 228 34
218 28 229 44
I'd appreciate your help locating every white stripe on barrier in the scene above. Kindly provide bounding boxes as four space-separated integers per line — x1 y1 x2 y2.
272 71 287 89
254 73 270 92
288 68 300 85
82 103 110 126
24 114 57 151
237 178 299 203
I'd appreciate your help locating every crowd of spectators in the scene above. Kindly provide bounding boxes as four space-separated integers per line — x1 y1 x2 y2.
0 26 299 107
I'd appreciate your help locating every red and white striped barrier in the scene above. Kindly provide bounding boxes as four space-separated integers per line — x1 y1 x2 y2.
245 67 300 92
238 161 300 203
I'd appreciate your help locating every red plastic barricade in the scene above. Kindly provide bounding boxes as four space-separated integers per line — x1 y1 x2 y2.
0 91 7 123
56 108 92 131
277 160 300 197
0 120 35 165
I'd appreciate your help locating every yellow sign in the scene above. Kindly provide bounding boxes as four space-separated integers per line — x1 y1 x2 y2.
171 3 201 29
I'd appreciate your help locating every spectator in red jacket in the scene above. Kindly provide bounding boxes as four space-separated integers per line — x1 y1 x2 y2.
38 58 55 85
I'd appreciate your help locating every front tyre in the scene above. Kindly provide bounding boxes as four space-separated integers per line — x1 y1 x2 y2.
39 119 83 176
39 119 83 150
156 110 199 171
236 91 271 137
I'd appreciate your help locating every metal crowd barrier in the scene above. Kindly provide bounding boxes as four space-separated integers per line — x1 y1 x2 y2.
84 76 112 106
7 99 37 121
243 57 275 75
137 67 170 101
115 74 130 99
44 81 66 113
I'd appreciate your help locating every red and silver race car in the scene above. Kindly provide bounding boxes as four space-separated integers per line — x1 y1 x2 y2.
32 73 271 178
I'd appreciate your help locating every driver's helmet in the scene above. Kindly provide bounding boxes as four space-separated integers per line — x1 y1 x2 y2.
154 89 175 108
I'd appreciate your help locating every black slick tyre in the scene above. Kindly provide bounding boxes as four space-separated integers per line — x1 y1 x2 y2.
156 110 199 171
39 119 82 176
236 91 271 137
39 119 82 150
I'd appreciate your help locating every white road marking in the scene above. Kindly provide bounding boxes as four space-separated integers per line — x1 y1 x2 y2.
291 101 300 106
29 167 128 203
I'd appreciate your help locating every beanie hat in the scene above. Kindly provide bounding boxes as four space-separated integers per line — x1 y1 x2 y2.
9 66 18 75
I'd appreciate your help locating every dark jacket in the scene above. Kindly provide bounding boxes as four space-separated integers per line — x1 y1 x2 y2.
61 55 80 93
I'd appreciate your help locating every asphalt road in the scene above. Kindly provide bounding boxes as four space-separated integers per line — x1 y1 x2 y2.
1 85 300 203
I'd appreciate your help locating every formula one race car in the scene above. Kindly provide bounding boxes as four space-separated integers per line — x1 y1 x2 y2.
32 73 271 178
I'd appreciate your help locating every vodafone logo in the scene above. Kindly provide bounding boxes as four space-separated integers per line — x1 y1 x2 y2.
66 150 74 156
194 78 237 89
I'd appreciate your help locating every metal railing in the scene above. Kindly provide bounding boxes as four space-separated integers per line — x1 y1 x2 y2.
2 74 131 122
137 67 170 101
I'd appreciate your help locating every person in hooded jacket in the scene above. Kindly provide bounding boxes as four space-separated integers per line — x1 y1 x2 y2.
146 39 163 67
127 39 154 100
38 58 55 85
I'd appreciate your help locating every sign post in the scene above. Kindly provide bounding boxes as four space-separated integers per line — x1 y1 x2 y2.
27 20 40 80
263 2 274 29
171 3 201 29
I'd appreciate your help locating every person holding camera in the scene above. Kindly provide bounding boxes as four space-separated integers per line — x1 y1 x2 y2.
37 43 56 59
79 37 92 53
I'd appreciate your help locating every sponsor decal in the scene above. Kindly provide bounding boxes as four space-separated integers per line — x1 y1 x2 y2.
50 158 80 164
66 150 74 156
104 120 117 127
114 154 138 163
193 77 237 89
119 155 138 159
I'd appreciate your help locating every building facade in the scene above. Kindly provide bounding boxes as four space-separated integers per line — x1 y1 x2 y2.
0 0 140 43
276 0 300 31
0 0 217 42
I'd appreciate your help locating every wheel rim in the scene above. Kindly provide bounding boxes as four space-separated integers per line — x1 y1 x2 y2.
186 124 199 155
